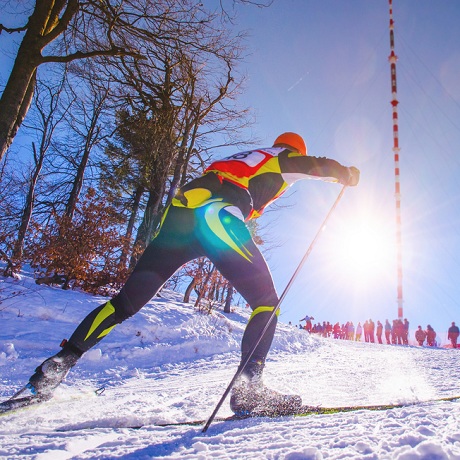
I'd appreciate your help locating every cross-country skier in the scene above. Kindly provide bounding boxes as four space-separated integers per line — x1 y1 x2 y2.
23 132 359 415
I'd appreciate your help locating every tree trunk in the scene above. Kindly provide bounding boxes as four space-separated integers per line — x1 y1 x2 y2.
194 264 216 309
183 277 198 303
64 141 92 219
119 185 144 268
65 89 107 218
131 156 172 264
224 282 234 313
130 188 162 265
0 27 41 160
0 0 79 160
11 142 45 266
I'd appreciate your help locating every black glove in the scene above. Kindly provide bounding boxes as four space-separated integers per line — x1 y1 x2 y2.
175 188 189 206
344 166 360 186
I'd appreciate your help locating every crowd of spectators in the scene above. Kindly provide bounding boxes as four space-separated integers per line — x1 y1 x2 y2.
295 315 460 348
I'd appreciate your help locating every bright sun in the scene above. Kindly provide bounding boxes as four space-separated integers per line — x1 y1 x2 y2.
342 224 393 273
325 213 396 283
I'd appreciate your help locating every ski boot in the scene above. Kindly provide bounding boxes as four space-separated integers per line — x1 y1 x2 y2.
230 360 302 417
27 341 81 399
230 379 302 417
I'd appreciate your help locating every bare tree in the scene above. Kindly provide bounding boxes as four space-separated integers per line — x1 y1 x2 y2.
0 157 18 274
4 75 68 273
63 74 111 218
183 258 211 304
0 0 220 161
110 31 253 252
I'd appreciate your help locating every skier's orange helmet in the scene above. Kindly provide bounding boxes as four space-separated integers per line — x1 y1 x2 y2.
273 132 307 156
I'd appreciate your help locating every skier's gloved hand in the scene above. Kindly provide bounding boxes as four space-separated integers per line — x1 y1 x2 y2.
175 189 189 207
344 166 360 186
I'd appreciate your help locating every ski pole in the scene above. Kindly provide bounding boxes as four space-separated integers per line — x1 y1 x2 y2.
202 184 348 432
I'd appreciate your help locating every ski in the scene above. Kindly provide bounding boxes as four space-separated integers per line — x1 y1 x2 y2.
0 394 51 415
154 405 380 427
3 389 459 428
54 403 409 432
227 395 460 421
156 395 460 428
0 386 103 416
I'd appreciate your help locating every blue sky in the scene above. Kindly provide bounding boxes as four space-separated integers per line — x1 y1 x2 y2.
225 0 460 336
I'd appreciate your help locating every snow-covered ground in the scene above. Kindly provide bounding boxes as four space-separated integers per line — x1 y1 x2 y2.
1 273 460 460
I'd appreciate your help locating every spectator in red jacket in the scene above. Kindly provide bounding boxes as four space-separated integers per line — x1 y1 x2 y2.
376 321 383 344
333 322 341 339
415 326 426 346
426 325 437 347
368 319 374 343
394 319 404 345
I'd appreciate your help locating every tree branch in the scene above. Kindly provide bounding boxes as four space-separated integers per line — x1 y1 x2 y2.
0 23 28 35
41 47 145 64
42 0 79 43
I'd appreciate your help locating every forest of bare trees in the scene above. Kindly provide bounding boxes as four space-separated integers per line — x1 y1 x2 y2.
0 0 270 312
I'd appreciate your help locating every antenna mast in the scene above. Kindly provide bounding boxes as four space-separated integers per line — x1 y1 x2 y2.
388 0 404 319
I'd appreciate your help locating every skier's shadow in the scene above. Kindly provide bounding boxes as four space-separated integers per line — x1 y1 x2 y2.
111 419 260 459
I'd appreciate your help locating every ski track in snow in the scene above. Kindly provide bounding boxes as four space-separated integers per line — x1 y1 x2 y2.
1 275 460 459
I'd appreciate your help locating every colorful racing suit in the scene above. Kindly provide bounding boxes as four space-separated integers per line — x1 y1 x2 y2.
65 147 353 379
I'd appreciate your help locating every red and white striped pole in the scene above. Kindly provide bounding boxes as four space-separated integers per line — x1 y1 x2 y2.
388 0 404 319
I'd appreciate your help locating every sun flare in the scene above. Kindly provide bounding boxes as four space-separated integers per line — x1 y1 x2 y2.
341 225 393 273
326 213 396 283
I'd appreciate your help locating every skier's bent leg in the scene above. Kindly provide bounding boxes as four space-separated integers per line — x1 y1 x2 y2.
201 206 281 381
26 205 199 398
27 269 168 397
67 300 124 353
67 274 160 354
202 212 303 412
